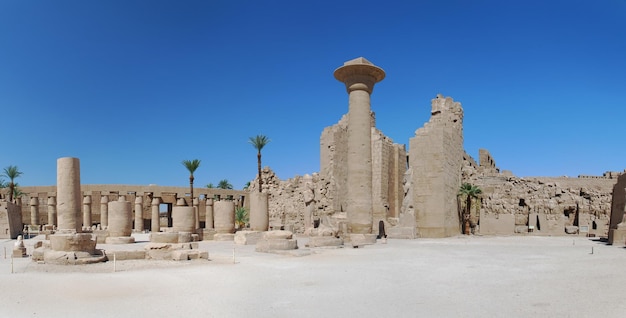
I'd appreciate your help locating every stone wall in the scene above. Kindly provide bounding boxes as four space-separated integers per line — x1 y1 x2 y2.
408 94 464 238
462 153 616 237
0 200 22 239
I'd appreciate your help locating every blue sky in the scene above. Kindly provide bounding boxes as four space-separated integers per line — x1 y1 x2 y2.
1 0 625 189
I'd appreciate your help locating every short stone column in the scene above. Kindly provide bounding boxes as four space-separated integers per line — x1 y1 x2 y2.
82 195 92 230
107 196 134 244
172 206 195 233
205 198 214 229
134 196 144 232
214 200 235 234
334 57 385 234
100 195 109 229
29 196 39 226
151 197 161 232
47 196 56 226
250 191 269 231
56 157 82 233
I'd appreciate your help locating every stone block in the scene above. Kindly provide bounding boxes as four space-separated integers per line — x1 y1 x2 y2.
308 236 343 247
515 226 529 234
105 236 135 244
107 250 146 260
479 214 515 235
608 228 626 246
178 232 192 243
214 233 235 241
348 234 377 247
202 228 217 240
12 247 26 258
565 226 579 234
150 232 179 243
263 230 292 240
255 239 298 253
387 226 416 239
49 233 96 254
234 231 263 245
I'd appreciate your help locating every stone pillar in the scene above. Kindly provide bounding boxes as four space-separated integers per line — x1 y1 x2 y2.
100 195 109 229
172 206 195 233
134 196 144 232
82 195 91 230
193 198 200 230
205 198 214 229
214 200 235 234
108 196 132 237
333 57 385 234
47 196 56 226
250 191 268 231
151 197 161 232
56 157 82 233
29 196 39 226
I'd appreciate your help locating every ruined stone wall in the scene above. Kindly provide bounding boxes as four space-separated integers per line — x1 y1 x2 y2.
409 94 464 238
0 200 22 239
462 154 616 236
320 114 348 215
608 174 626 232
372 128 406 226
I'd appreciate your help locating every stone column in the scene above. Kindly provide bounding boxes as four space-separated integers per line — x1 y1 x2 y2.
333 57 385 234
151 197 161 232
56 157 82 233
193 198 200 230
100 195 109 229
82 195 91 230
172 206 195 233
108 196 132 237
214 200 235 234
47 196 56 226
205 198 214 229
250 191 268 231
134 196 144 232
29 196 39 226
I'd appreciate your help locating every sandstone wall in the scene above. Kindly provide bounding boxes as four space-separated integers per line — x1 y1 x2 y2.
0 200 22 239
409 95 464 238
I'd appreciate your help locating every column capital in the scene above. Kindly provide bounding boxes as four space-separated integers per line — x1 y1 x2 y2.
334 57 385 94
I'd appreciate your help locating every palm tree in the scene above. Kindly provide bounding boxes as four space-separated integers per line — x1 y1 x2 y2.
235 206 249 229
206 183 215 188
248 135 270 193
243 181 250 190
458 183 482 235
2 165 23 203
0 178 7 200
217 179 233 190
182 159 201 206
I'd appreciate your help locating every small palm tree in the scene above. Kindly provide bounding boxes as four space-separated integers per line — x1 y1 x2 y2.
458 183 482 235
206 183 215 188
235 206 249 229
248 135 270 193
2 165 23 203
243 181 250 190
217 179 233 190
182 159 201 206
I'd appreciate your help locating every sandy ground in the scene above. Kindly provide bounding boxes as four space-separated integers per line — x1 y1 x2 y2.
1 234 625 318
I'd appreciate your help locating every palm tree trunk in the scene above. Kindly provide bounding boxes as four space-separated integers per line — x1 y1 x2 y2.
257 152 262 193
8 182 14 203
464 196 471 235
189 175 194 206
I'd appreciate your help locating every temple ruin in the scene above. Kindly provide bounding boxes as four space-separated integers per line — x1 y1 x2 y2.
0 57 623 247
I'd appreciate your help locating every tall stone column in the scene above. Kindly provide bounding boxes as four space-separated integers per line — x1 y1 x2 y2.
193 198 200 230
82 195 91 230
56 157 82 233
29 196 39 226
134 196 144 232
47 196 56 226
151 197 161 232
100 195 109 229
333 57 385 234
205 198 214 229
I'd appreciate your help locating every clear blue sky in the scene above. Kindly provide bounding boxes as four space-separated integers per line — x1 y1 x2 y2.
1 0 625 189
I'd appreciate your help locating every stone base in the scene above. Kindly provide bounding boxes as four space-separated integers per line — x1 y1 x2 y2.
105 236 136 244
346 234 377 247
308 236 343 247
49 233 96 254
150 232 192 243
92 230 109 244
106 250 146 260
12 247 27 258
32 248 107 265
255 239 298 253
387 227 416 239
608 228 626 246
202 228 217 240
214 233 235 241
144 242 206 261
234 231 263 245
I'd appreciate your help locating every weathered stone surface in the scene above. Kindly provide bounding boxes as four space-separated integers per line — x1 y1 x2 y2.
213 233 235 241
263 230 292 240
347 233 377 247
106 250 146 260
150 232 179 243
308 236 343 247
255 239 298 252
49 233 96 254
234 231 263 245
565 226 579 234
105 236 136 244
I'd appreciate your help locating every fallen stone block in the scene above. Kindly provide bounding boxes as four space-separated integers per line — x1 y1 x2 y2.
234 231 263 245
